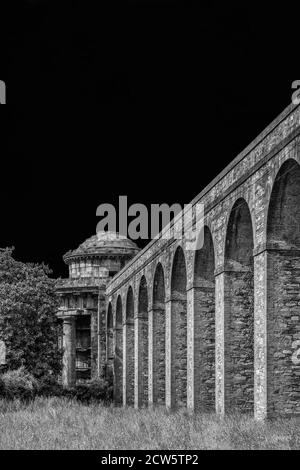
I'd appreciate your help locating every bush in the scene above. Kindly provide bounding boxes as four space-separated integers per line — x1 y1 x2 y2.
0 367 38 401
0 248 62 379
63 377 113 404
0 368 113 404
36 374 63 398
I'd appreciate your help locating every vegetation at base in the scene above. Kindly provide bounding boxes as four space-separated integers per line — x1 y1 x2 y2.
0 367 113 404
0 247 62 379
0 397 300 450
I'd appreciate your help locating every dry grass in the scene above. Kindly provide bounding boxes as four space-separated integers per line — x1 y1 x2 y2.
0 397 300 450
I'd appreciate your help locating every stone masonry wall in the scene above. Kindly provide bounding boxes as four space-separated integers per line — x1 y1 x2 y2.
97 292 107 378
107 327 114 377
267 251 300 416
224 270 254 413
125 321 135 405
114 326 123 405
153 304 166 404
106 104 300 418
194 285 215 411
107 105 300 299
136 316 148 406
171 296 187 408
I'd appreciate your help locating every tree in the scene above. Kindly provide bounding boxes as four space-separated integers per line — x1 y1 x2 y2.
0 248 62 378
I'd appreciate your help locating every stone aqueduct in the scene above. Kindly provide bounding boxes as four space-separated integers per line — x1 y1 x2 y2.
105 103 300 420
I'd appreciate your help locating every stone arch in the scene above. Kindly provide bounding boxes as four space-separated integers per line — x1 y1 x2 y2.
267 158 300 248
136 275 149 407
152 262 166 404
224 197 254 413
125 286 135 406
193 226 215 411
106 303 113 378
170 246 187 408
114 296 123 405
266 158 300 416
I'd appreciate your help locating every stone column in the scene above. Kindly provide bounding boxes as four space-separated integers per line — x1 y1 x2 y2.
134 311 149 409
148 307 154 406
123 320 135 406
134 316 139 409
149 304 166 406
113 324 123 405
123 322 127 406
165 299 173 409
97 290 107 379
91 308 98 378
62 315 76 388
253 249 268 420
188 284 215 412
215 271 225 416
215 262 254 415
253 245 300 419
187 287 195 410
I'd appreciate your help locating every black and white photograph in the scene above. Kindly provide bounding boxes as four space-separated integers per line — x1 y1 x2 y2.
1 0 300 453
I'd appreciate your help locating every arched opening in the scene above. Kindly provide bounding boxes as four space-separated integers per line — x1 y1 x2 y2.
152 263 166 404
125 287 135 406
106 303 113 380
137 276 149 406
114 296 123 405
267 159 300 416
193 226 215 411
170 246 187 408
224 198 254 413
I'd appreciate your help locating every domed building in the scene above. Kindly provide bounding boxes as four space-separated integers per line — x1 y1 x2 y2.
56 232 139 386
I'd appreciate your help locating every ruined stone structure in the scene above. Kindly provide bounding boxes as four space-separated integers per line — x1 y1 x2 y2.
106 103 300 420
56 232 139 386
59 103 300 420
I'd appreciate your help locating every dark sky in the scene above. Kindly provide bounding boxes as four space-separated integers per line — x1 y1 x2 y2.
1 1 298 278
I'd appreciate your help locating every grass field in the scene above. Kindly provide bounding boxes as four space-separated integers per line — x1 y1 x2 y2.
0 397 300 450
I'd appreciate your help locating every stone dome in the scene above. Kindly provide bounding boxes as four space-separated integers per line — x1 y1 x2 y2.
63 231 140 264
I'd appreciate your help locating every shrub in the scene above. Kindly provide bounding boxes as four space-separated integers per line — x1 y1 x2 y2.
63 377 113 404
0 248 62 379
36 374 63 398
0 367 38 401
0 368 113 404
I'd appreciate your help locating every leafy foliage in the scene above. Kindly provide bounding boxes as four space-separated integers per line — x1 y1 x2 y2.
0 367 38 401
63 377 113 404
0 368 113 404
0 248 62 378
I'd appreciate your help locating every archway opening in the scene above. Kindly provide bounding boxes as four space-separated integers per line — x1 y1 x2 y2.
114 296 123 405
153 263 166 404
224 198 254 413
194 226 215 411
125 287 135 406
267 159 300 416
137 276 149 406
171 246 187 408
